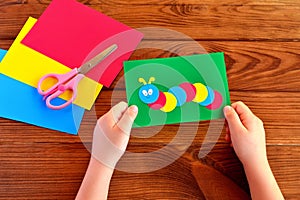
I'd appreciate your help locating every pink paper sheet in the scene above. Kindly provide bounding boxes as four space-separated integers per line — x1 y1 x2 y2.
21 0 143 87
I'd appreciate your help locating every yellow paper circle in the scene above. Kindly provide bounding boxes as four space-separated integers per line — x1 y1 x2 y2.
192 83 208 103
160 92 177 112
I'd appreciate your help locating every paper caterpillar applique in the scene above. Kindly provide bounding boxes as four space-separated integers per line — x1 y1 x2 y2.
138 77 223 112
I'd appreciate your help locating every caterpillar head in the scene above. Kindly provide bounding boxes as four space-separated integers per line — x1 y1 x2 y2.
138 77 159 104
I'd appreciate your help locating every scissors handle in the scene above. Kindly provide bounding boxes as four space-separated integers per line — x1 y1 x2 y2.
45 74 85 110
37 69 79 97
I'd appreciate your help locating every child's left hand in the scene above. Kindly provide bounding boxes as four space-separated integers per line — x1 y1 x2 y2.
91 101 138 168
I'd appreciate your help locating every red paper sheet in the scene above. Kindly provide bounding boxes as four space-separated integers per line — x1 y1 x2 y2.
22 0 143 87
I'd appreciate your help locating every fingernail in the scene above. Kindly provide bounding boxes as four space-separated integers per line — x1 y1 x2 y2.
223 106 232 115
129 105 138 114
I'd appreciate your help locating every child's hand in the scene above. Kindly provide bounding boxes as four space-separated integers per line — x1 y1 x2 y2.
223 101 267 167
77 103 138 200
91 101 138 168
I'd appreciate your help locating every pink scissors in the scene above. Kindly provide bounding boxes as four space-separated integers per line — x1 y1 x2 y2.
37 44 118 110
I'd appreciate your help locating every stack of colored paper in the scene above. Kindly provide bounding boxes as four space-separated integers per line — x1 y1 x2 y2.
0 0 143 134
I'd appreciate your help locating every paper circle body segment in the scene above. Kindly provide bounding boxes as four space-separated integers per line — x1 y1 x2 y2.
192 83 208 103
160 92 177 112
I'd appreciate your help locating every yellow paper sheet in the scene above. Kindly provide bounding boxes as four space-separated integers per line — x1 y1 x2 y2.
0 17 102 110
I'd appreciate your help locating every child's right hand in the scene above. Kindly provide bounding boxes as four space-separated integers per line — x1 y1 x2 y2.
223 101 267 167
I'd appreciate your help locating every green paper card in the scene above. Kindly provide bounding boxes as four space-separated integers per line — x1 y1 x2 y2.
124 52 230 127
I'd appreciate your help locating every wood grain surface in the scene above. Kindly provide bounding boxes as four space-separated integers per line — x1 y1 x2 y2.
0 0 299 199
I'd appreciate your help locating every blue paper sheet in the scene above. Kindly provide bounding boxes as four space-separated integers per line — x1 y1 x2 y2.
0 49 84 134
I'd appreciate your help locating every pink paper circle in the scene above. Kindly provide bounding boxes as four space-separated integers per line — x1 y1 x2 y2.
179 82 196 102
206 90 223 110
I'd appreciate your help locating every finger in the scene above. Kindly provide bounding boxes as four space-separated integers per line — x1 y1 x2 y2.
224 122 231 142
223 105 247 134
225 133 231 142
115 105 138 135
225 121 230 135
231 101 256 130
102 101 128 127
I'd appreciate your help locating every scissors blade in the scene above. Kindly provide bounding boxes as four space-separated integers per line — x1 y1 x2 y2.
78 44 118 75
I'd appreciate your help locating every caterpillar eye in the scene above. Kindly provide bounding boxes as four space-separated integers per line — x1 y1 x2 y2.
148 88 153 95
142 90 148 96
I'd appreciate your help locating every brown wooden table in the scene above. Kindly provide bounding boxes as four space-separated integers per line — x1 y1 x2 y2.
0 0 299 199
